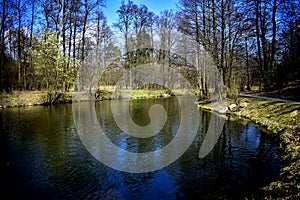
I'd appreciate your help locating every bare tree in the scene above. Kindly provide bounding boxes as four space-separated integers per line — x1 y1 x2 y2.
114 0 134 88
114 0 133 53
132 3 149 49
81 0 101 61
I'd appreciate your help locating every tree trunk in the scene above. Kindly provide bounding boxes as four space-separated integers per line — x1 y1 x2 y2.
271 0 277 86
255 0 264 89
81 7 88 61
0 0 6 91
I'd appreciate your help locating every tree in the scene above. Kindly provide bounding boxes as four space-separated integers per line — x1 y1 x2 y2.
0 0 9 91
178 0 256 95
131 3 150 49
157 9 177 57
114 0 134 88
114 0 133 53
81 0 101 61
276 0 300 85
147 11 156 49
30 30 79 103
241 0 280 90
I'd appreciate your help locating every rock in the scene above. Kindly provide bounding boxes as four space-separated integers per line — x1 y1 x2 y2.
214 106 228 114
162 94 170 98
228 116 237 121
260 103 266 108
290 110 298 117
239 102 249 108
228 104 238 112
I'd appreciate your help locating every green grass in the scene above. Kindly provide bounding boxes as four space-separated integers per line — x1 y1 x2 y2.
239 98 300 132
117 89 195 97
1 88 194 107
111 89 170 99
250 86 260 91
131 89 168 97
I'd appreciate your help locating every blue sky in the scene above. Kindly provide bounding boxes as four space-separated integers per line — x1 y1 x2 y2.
103 0 179 27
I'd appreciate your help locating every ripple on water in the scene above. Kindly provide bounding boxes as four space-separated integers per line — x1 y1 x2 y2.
0 99 281 199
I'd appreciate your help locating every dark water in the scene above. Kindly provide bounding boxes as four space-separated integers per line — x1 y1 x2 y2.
0 97 281 199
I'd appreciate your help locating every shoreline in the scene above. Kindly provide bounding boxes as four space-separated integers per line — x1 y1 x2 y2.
0 90 179 108
198 96 300 199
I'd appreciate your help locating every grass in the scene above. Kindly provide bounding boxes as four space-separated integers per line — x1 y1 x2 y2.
109 88 194 99
238 99 300 131
0 91 76 107
0 88 193 107
130 89 169 97
0 91 45 107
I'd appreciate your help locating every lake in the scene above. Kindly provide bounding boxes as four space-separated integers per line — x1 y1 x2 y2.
0 96 281 199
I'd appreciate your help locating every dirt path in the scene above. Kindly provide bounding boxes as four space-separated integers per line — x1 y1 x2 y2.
239 93 300 104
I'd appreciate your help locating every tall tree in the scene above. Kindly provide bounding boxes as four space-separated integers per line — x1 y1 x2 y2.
31 30 79 103
114 0 133 53
131 3 150 49
114 0 134 88
12 0 28 89
276 0 300 85
245 0 280 89
0 0 7 91
179 0 252 95
81 0 100 61
147 11 156 49
157 9 176 62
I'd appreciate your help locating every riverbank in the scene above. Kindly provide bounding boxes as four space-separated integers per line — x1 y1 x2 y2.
198 96 300 199
0 89 188 108
0 91 75 108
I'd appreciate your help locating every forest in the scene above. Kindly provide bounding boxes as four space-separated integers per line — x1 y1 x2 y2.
0 0 299 101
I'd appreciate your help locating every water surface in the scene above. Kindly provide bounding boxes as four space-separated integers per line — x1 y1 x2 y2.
0 97 281 199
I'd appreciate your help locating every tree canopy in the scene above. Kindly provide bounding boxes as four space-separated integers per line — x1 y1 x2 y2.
0 0 299 100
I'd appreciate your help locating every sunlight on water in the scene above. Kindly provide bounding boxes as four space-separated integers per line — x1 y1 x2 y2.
0 97 281 199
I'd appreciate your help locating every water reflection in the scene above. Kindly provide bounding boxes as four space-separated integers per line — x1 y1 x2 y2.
73 96 199 173
0 97 280 199
198 112 225 158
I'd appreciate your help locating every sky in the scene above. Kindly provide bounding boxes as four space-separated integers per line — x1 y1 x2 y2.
103 0 179 27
